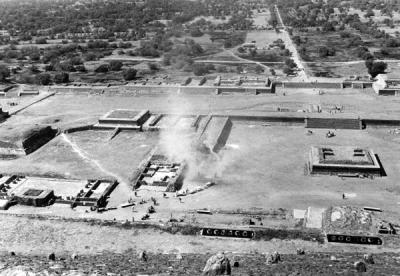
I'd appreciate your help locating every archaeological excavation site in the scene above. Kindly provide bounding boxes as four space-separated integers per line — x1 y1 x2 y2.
2 0 400 274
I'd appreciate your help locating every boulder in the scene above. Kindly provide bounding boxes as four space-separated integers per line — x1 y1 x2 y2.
71 253 78 260
354 261 367 272
363 253 374 264
202 252 231 275
48 252 56 261
232 256 240 268
296 248 305 255
138 250 147 262
266 251 281 265
330 255 338 262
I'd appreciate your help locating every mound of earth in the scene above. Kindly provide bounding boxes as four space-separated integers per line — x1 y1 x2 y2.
0 125 58 159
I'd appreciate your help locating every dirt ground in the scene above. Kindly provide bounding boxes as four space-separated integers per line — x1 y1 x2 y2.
2 89 400 260
10 86 400 119
2 90 400 224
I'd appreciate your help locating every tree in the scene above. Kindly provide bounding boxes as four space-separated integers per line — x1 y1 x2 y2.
283 66 293 75
123 68 137 80
36 73 52 85
109 60 123 71
292 36 301 46
284 58 297 69
367 61 387 78
0 65 10 82
54 72 69 84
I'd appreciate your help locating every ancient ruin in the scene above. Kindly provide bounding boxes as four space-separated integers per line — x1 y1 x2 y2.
0 126 58 159
308 146 383 176
0 175 118 209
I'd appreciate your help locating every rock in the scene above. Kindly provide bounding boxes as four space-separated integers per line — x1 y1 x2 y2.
296 248 305 255
71 253 78 260
138 250 147 262
176 253 183 260
363 253 374 264
48 253 56 261
354 261 367 272
202 252 231 275
232 256 240 268
266 251 281 265
330 255 337 262
10 252 15 256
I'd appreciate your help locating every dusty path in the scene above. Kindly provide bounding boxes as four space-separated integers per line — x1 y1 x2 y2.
60 133 123 182
274 5 309 82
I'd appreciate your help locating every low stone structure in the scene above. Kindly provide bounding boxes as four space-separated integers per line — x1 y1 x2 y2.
308 146 383 176
373 74 400 96
94 109 151 130
14 188 54 207
305 117 363 130
134 154 186 192
196 116 233 153
213 76 275 94
0 175 118 208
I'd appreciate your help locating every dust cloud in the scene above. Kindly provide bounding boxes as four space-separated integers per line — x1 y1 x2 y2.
157 95 238 184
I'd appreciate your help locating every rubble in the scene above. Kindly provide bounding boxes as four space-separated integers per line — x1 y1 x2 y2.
266 251 281 265
354 261 367 272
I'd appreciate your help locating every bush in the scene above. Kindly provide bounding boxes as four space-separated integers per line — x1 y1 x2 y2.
255 65 264 73
123 68 137 80
109 60 123 71
84 52 97 61
75 65 87 72
59 61 75 72
54 72 69 84
216 65 227 73
147 62 159 71
190 28 204 37
44 64 54 71
0 65 10 81
192 64 210 76
95 64 110 73
35 37 47 44
19 73 36 84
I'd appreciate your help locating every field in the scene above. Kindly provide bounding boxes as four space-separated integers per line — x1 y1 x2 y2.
306 61 368 78
245 30 284 48
251 9 270 27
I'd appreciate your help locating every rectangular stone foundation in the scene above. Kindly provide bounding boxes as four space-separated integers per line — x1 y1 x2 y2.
308 146 383 176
